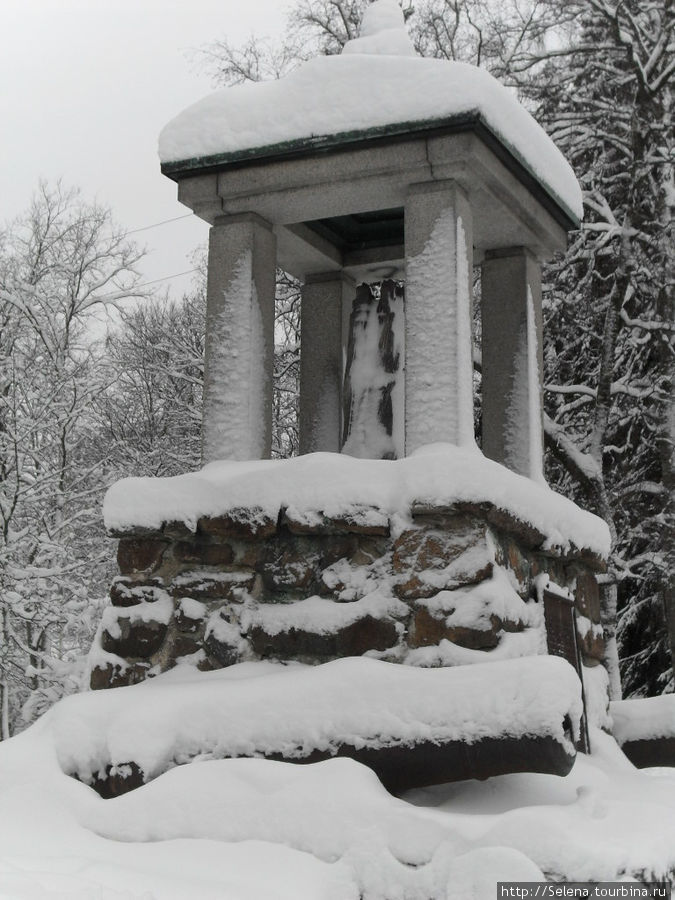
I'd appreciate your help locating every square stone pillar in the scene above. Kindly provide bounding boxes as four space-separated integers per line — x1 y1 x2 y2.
202 213 276 463
299 272 354 454
404 180 475 453
481 247 544 481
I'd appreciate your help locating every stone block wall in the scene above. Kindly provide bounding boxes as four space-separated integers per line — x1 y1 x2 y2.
90 499 606 691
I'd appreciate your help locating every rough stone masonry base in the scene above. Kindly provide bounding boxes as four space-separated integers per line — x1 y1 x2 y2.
91 500 605 690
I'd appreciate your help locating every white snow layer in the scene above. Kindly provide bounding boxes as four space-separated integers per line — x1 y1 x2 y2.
244 592 407 636
611 695 675 744
1 663 675 895
104 444 611 557
203 249 267 461
48 656 581 785
419 566 537 630
405 209 475 451
343 1 417 59
158 30 582 221
504 285 544 481
357 0 410 39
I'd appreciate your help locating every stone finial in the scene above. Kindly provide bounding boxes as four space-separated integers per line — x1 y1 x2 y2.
342 0 416 57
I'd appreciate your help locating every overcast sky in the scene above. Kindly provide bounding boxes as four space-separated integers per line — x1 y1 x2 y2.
1 0 294 299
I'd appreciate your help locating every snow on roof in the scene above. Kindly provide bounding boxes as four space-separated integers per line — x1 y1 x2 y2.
158 0 582 221
103 444 612 558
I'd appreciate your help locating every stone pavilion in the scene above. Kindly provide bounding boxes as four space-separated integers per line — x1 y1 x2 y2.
89 0 612 790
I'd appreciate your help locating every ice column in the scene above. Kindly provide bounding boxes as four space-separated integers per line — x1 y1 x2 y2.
202 213 276 463
299 272 353 454
481 247 544 480
404 180 475 453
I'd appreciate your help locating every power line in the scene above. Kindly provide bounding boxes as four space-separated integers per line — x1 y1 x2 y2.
132 268 200 289
125 213 193 236
95 268 200 301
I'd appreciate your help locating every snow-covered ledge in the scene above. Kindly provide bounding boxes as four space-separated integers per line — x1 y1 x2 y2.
104 446 609 555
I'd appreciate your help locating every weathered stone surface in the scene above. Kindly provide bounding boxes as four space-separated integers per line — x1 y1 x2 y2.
107 524 163 540
577 623 605 664
319 567 351 598
117 539 168 575
104 498 605 730
563 545 608 573
337 616 400 656
260 548 319 592
82 731 576 798
503 538 531 597
410 502 487 521
393 519 485 574
573 570 601 623
257 534 359 593
196 653 219 672
101 616 169 659
248 625 334 661
407 605 448 648
110 578 166 608
620 737 675 769
198 508 278 541
319 534 361 567
350 536 390 567
576 549 607 574
393 523 493 600
282 507 390 537
89 660 150 691
204 625 242 667
249 615 399 661
170 570 257 602
409 606 500 650
239 533 360 578
415 501 546 550
486 507 546 550
235 542 267 569
173 540 234 567
89 664 114 691
174 600 207 633
169 633 204 661
87 762 145 799
530 555 567 589
161 520 196 541
500 616 526 634
110 579 142 608
321 732 575 794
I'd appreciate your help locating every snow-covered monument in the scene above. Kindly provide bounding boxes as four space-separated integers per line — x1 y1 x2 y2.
90 1 613 793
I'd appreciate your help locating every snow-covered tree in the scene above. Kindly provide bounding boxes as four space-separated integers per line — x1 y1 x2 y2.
0 182 145 735
98 264 301 469
273 271 301 458
97 288 205 479
521 0 674 696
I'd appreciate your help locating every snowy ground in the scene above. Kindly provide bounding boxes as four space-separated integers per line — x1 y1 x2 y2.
1 660 674 899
